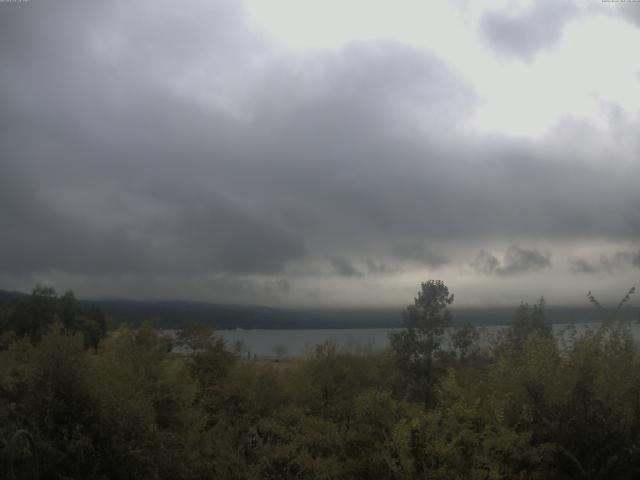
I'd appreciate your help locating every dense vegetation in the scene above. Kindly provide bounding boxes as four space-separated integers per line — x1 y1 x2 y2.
1 282 639 479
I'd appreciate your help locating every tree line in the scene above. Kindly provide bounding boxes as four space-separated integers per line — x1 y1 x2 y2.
0 281 639 479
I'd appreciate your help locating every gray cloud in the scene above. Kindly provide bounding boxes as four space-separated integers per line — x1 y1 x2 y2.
569 258 600 275
263 277 291 298
609 3 640 28
1 0 639 305
470 250 500 275
365 259 389 274
0 164 303 275
0 168 147 275
499 245 551 275
0 0 478 281
569 251 640 275
480 0 579 61
392 242 450 269
471 245 551 276
330 258 363 278
140 190 305 275
615 251 640 269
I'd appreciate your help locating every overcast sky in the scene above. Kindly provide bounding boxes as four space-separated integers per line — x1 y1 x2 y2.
1 0 639 308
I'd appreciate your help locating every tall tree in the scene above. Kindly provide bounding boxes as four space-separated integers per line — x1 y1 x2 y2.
389 280 454 406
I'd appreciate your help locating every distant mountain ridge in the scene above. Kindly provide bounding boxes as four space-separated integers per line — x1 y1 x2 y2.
0 289 29 301
0 289 633 329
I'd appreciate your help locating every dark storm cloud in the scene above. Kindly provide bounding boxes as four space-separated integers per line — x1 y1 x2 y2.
471 245 551 276
1 0 640 295
140 192 305 275
0 0 303 276
0 165 146 274
480 0 579 61
0 0 477 279
0 165 303 275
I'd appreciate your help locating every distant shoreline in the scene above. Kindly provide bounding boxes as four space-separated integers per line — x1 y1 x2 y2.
2 289 636 329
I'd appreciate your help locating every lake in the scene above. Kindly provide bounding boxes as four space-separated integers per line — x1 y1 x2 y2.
209 322 640 358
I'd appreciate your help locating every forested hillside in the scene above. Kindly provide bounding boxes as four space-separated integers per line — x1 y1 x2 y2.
1 282 640 479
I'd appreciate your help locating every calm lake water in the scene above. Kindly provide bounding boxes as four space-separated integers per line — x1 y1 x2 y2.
203 322 640 358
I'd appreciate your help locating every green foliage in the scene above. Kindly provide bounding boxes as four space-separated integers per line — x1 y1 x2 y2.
450 323 481 360
389 279 454 405
1 283 640 479
505 297 551 351
175 320 214 353
0 326 99 479
0 286 107 350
